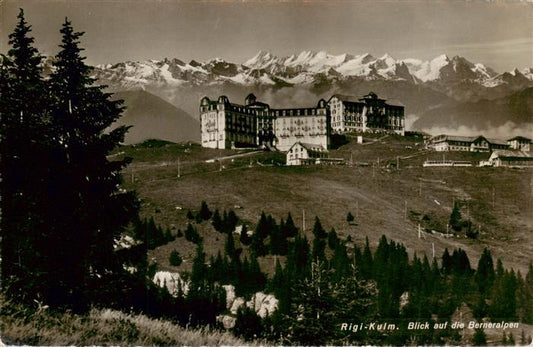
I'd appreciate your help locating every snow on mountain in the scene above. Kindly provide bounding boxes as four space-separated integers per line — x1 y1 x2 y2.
523 68 533 81
93 51 532 90
484 68 533 88
402 54 449 82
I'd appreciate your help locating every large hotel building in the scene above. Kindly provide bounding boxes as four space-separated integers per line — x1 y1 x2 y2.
200 92 405 151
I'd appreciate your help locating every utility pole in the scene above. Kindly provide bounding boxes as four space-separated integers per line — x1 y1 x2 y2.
178 157 181 178
432 243 435 259
418 224 421 239
302 209 306 232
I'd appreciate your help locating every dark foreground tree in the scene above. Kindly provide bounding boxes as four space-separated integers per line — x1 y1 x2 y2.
1 14 139 311
47 18 139 310
0 9 54 304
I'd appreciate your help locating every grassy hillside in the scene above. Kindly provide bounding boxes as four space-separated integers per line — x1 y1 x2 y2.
114 136 532 275
0 299 253 346
110 90 200 145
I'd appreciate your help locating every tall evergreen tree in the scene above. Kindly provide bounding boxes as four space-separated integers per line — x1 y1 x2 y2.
475 248 495 295
198 200 212 221
449 201 462 231
282 212 298 238
327 227 339 250
239 224 252 246
46 18 139 309
312 216 327 239
211 209 222 232
288 260 337 345
0 8 52 304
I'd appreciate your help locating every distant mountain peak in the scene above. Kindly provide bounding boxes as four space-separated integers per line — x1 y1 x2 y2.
92 50 533 92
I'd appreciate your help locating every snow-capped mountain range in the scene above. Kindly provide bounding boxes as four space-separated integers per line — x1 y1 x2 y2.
93 50 533 90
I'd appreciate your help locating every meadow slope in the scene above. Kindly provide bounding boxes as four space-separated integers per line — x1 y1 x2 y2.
116 136 532 275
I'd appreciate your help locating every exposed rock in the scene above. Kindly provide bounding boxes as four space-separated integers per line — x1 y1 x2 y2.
223 284 236 309
247 292 279 318
152 271 189 296
230 297 246 315
399 291 409 311
216 314 237 329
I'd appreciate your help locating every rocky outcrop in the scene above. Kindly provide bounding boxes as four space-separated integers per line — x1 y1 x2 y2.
152 271 189 296
216 285 279 329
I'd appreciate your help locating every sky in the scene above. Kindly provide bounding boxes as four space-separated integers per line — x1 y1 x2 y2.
1 0 532 72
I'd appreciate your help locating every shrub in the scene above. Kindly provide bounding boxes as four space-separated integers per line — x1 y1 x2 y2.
169 250 182 266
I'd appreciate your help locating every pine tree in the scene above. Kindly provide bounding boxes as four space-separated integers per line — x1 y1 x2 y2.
225 209 239 233
312 216 327 239
327 228 339 250
189 242 208 298
45 18 139 309
185 223 201 244
312 236 326 263
255 211 270 239
288 260 338 345
199 200 212 221
225 230 237 260
359 237 373 280
347 212 355 224
211 209 223 232
441 248 452 275
270 222 288 255
475 248 495 295
169 250 182 266
282 212 298 238
0 8 52 303
449 201 462 231
239 224 252 246
250 227 267 257
1 9 68 304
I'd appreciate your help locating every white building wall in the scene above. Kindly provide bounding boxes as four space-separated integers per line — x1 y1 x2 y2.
217 111 226 149
200 110 220 148
329 97 345 133
433 142 449 151
275 114 328 152
286 143 309 166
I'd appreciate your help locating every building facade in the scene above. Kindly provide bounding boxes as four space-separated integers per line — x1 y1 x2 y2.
427 135 509 152
507 136 531 152
488 150 533 167
286 142 328 166
328 92 405 135
200 94 329 151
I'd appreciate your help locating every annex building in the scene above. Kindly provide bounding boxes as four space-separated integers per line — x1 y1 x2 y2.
328 92 405 135
426 135 509 152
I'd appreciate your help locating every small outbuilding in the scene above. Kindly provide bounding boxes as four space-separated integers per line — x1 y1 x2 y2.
488 150 533 167
507 136 531 152
286 142 328 166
